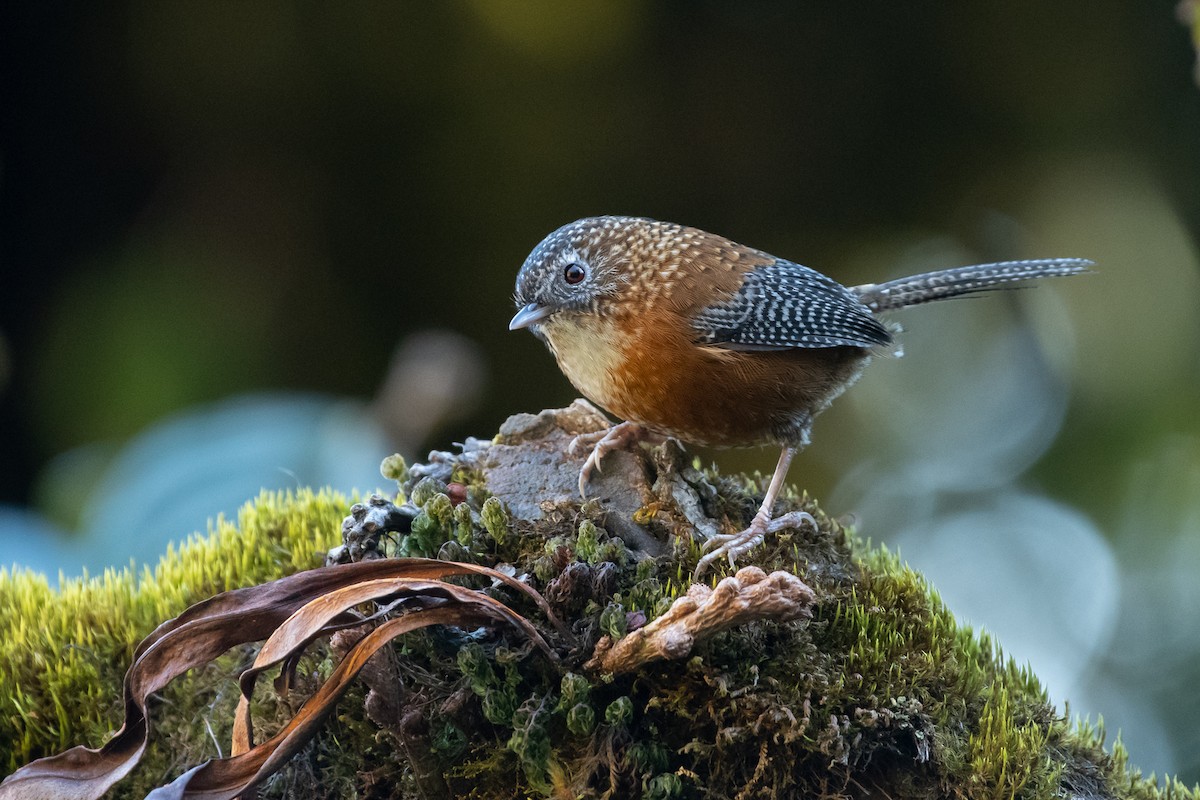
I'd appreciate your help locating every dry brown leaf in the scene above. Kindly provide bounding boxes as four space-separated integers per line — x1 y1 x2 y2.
0 558 562 800
232 575 554 753
147 606 504 800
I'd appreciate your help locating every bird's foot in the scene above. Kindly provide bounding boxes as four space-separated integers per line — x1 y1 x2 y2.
694 509 816 579
569 421 653 498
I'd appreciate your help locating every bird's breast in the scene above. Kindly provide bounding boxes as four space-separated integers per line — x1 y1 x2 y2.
540 309 870 448
539 313 629 410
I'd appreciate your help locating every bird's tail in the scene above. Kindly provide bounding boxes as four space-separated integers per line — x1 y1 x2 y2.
852 258 1093 312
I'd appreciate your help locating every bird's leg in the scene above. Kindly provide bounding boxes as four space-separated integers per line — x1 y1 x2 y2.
569 421 659 498
694 446 815 578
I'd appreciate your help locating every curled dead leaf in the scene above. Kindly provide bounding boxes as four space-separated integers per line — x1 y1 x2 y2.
0 558 563 800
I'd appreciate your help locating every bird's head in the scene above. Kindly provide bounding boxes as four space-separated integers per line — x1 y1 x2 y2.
509 216 663 335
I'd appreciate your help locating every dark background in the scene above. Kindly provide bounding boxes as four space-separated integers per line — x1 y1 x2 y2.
2 1 1199 784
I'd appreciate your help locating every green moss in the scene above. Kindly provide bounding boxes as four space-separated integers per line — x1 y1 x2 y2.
576 519 602 563
965 683 1056 799
604 696 634 727
2 470 1197 800
566 702 597 736
507 694 555 795
454 502 474 545
599 602 628 640
480 496 510 546
0 488 345 788
409 476 447 508
380 453 409 484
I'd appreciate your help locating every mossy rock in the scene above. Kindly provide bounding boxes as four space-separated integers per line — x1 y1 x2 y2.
1 404 1195 799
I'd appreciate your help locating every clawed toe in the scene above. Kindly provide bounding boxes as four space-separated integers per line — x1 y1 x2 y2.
694 528 764 579
571 421 647 498
577 448 605 498
568 430 605 458
693 509 817 579
766 510 817 535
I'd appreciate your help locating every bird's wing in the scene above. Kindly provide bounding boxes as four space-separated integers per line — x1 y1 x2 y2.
691 258 893 350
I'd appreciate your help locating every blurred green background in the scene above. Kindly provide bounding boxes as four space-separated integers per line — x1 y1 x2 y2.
2 0 1199 785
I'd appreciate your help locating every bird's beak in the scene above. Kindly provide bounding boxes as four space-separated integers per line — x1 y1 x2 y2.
509 302 553 331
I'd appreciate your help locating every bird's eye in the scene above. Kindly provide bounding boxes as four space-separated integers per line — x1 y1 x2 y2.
563 262 586 285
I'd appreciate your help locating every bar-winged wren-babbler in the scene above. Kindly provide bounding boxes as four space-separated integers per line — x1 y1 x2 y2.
509 216 1089 576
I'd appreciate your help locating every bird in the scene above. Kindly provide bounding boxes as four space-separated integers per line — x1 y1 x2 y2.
508 216 1090 577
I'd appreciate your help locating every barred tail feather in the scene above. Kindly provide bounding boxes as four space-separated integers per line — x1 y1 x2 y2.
853 258 1093 312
